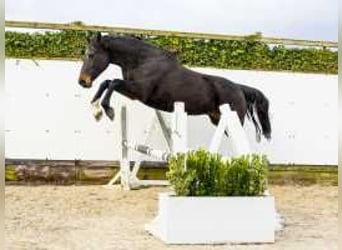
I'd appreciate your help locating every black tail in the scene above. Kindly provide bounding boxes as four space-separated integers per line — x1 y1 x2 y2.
237 84 272 141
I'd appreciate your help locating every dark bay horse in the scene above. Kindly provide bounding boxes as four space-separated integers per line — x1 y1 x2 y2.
78 33 271 141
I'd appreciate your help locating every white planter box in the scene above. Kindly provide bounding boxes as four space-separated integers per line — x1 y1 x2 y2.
146 192 277 244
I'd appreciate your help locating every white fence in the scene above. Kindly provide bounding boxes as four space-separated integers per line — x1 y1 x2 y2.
5 59 338 165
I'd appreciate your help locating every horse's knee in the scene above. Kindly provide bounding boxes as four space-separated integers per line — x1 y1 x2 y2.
100 79 111 88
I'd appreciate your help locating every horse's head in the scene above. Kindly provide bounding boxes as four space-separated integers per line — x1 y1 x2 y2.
78 32 110 88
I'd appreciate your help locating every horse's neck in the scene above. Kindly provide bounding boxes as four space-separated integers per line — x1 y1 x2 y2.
109 51 137 69
107 38 146 67
106 37 160 69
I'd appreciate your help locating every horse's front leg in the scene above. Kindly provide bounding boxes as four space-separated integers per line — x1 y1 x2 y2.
101 79 146 121
90 80 111 121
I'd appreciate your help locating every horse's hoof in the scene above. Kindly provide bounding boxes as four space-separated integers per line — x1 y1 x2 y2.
94 109 103 121
91 100 103 122
105 107 115 121
265 133 271 141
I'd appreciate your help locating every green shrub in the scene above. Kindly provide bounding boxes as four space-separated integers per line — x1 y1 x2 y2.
167 148 269 196
5 30 337 74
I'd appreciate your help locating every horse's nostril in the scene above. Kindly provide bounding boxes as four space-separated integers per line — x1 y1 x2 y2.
79 77 92 88
79 79 86 87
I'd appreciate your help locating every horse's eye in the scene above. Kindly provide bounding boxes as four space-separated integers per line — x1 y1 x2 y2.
87 54 94 59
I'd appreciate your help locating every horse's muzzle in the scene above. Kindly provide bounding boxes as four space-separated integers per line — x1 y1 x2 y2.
78 73 93 88
79 79 92 88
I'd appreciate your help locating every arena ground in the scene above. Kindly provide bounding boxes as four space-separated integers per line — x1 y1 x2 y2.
5 184 337 250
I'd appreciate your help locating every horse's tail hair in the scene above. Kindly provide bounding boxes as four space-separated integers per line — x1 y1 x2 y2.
239 84 272 141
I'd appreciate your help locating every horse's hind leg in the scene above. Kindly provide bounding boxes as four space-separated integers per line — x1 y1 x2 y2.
208 111 229 138
208 111 220 126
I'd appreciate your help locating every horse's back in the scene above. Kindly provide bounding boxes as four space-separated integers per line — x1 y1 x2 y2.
144 65 246 117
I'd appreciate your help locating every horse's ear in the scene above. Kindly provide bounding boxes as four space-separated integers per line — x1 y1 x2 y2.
96 32 102 42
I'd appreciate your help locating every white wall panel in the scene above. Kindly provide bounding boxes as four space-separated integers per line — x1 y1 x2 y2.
5 59 337 165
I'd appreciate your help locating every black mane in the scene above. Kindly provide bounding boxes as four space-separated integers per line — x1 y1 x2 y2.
102 35 177 61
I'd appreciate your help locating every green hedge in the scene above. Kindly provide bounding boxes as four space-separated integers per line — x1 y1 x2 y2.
167 149 268 196
5 30 337 74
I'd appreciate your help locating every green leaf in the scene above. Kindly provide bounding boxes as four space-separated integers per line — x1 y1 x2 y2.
167 148 269 197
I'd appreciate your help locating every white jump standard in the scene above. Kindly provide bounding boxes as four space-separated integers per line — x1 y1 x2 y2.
106 102 187 190
107 102 252 189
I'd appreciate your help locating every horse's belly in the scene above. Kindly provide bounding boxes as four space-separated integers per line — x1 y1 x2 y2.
145 78 214 114
145 95 211 114
144 97 172 112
